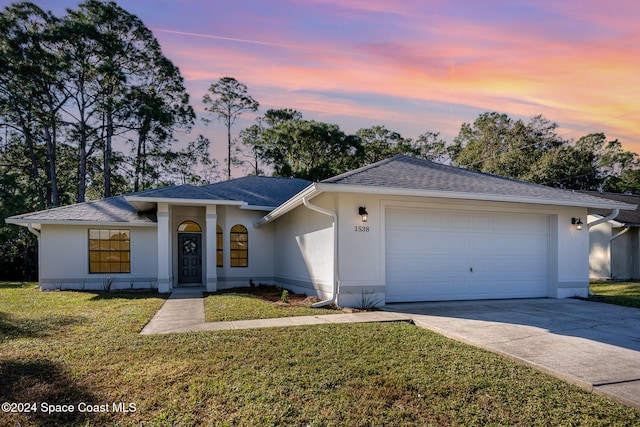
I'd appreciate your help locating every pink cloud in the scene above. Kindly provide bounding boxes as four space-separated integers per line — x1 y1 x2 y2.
146 1 640 154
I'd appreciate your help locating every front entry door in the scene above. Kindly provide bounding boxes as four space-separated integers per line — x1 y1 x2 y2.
178 233 202 284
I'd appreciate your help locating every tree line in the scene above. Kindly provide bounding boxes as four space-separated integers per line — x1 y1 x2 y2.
234 108 639 192
2 1 639 280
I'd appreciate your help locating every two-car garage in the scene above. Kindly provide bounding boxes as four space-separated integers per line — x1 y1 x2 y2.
385 207 550 303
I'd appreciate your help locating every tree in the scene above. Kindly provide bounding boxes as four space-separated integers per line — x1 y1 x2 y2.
528 145 600 189
68 0 194 197
260 118 361 180
356 125 414 165
202 77 259 180
162 135 220 185
0 1 197 278
451 112 640 191
239 108 302 175
0 2 68 208
412 131 451 163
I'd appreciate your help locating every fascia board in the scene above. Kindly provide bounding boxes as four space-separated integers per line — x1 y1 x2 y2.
314 183 637 210
5 219 157 228
239 204 277 211
124 196 245 206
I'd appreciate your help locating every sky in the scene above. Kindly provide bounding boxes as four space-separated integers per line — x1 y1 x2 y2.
4 0 640 173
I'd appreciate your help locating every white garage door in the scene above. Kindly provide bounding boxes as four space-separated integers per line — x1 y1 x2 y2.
385 207 549 302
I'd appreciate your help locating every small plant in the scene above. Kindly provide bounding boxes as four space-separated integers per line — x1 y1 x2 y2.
102 275 114 293
129 280 135 290
357 290 382 310
249 279 256 288
280 289 289 304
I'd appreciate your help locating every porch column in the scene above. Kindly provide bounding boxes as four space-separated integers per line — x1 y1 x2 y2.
205 205 217 292
157 203 172 293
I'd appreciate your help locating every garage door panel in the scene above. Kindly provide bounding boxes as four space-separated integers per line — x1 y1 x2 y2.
386 208 549 302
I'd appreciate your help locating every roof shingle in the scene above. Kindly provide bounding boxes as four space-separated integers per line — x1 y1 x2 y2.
7 176 311 224
322 155 633 207
586 192 640 226
7 196 155 223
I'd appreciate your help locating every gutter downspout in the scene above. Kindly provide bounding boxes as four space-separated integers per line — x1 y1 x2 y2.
27 223 40 238
611 227 630 242
302 197 339 308
588 209 619 229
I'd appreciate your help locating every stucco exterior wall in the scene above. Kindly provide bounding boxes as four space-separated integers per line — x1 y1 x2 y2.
271 192 591 307
39 224 157 290
554 206 590 298
588 215 612 280
272 193 336 298
215 205 275 289
611 227 634 280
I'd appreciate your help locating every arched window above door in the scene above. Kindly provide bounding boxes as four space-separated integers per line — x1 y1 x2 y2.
177 220 202 232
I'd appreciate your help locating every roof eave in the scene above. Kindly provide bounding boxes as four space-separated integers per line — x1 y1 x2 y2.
5 218 157 228
124 196 246 211
239 204 277 211
124 196 245 205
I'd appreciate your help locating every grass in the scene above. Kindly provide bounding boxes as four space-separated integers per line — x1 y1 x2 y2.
204 291 338 322
589 281 640 308
1 282 640 426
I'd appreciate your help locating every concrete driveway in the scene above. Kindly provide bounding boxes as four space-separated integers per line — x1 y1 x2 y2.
384 298 640 408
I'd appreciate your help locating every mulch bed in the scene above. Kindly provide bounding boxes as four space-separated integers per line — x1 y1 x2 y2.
214 285 323 307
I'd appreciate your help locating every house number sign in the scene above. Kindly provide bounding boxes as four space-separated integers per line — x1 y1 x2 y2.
354 225 370 232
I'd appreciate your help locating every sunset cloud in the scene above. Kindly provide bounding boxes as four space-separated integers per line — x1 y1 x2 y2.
19 0 640 155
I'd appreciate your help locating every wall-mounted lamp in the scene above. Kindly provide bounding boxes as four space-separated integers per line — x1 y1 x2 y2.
572 217 583 230
358 206 368 222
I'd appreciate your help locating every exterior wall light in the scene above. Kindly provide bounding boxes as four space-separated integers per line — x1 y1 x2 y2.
572 217 583 230
359 206 368 222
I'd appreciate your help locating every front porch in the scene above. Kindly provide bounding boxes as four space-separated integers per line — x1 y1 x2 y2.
157 203 219 293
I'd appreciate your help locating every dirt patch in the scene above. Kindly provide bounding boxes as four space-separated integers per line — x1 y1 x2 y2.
215 286 322 308
215 285 372 313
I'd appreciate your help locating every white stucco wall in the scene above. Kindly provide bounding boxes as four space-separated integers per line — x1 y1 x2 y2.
554 207 590 298
611 227 633 280
271 192 591 307
39 224 158 290
272 193 336 299
588 215 612 280
215 205 275 289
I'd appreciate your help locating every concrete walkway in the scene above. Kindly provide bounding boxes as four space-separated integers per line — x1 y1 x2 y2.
139 288 411 335
140 291 640 409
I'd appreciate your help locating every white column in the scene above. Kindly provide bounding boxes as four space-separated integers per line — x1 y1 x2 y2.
157 203 171 293
205 205 217 292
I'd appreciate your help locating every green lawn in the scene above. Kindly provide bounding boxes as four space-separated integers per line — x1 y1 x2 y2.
589 281 640 308
1 282 640 426
204 291 338 322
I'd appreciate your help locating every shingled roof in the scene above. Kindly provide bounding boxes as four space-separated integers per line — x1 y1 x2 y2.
321 155 635 209
127 176 310 207
7 176 311 226
585 192 640 226
200 176 311 208
6 196 156 226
